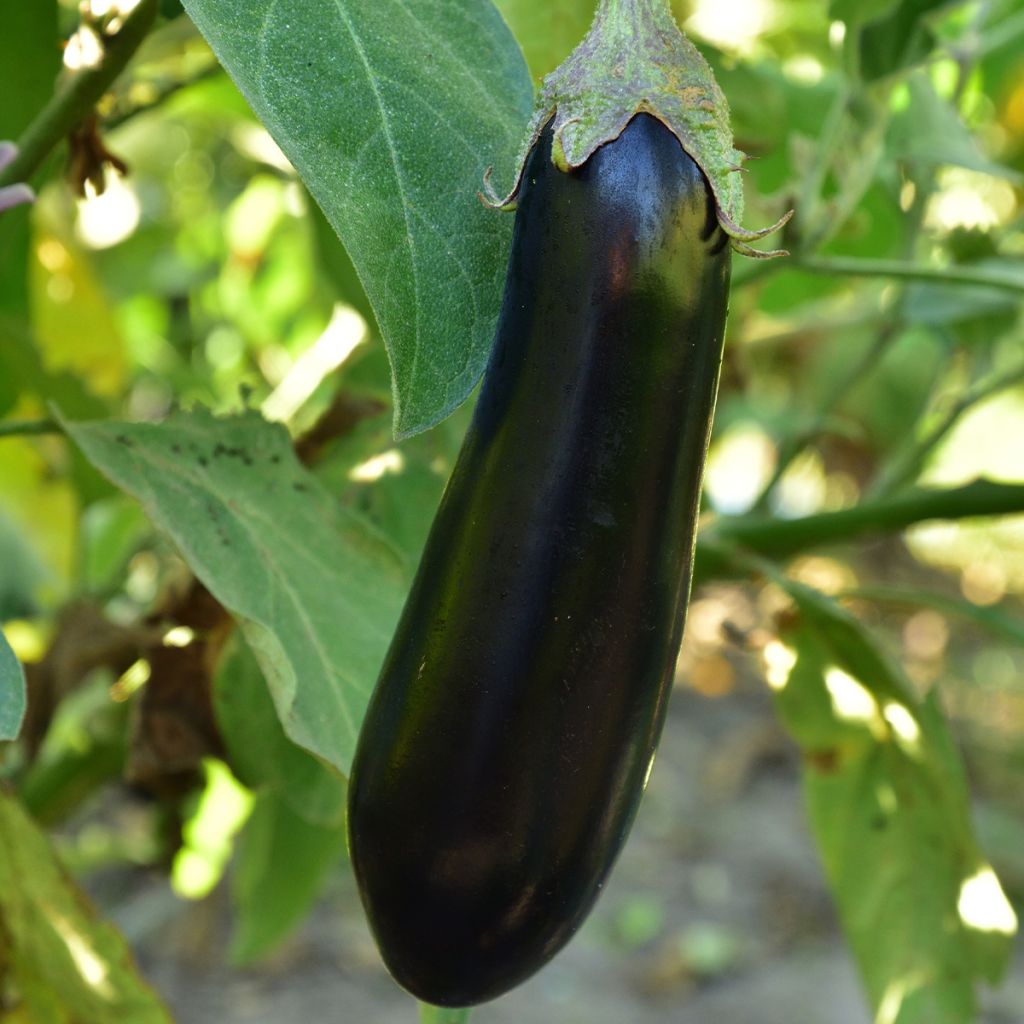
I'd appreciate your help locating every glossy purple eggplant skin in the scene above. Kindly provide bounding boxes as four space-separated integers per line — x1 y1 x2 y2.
347 112 731 1007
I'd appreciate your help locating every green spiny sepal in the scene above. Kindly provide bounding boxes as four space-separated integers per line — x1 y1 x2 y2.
482 0 792 258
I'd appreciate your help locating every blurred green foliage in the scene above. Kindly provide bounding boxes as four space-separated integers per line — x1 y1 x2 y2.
0 0 1023 1022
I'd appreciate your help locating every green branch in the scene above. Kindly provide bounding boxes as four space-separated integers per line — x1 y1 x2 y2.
0 0 159 189
696 478 1024 580
794 255 1024 295
0 419 62 440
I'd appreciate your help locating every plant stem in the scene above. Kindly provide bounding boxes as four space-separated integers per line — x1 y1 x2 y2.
0 0 159 188
794 255 1024 295
695 478 1024 581
418 1005 471 1024
0 419 63 440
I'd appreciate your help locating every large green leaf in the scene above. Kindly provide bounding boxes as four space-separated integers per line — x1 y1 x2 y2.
229 790 347 964
63 408 406 775
766 580 1016 1023
308 192 377 330
0 791 172 1022
178 0 533 437
0 626 26 742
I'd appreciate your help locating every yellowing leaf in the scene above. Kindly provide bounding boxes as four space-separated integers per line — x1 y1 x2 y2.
0 791 172 1022
30 208 126 398
0 406 78 598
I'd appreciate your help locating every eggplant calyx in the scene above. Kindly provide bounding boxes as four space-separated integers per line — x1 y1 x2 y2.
481 0 791 258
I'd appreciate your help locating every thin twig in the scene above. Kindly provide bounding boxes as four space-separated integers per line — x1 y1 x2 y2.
0 0 159 188
795 256 1024 295
0 419 63 440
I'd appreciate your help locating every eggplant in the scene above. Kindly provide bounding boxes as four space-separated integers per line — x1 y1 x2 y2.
347 111 731 1007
